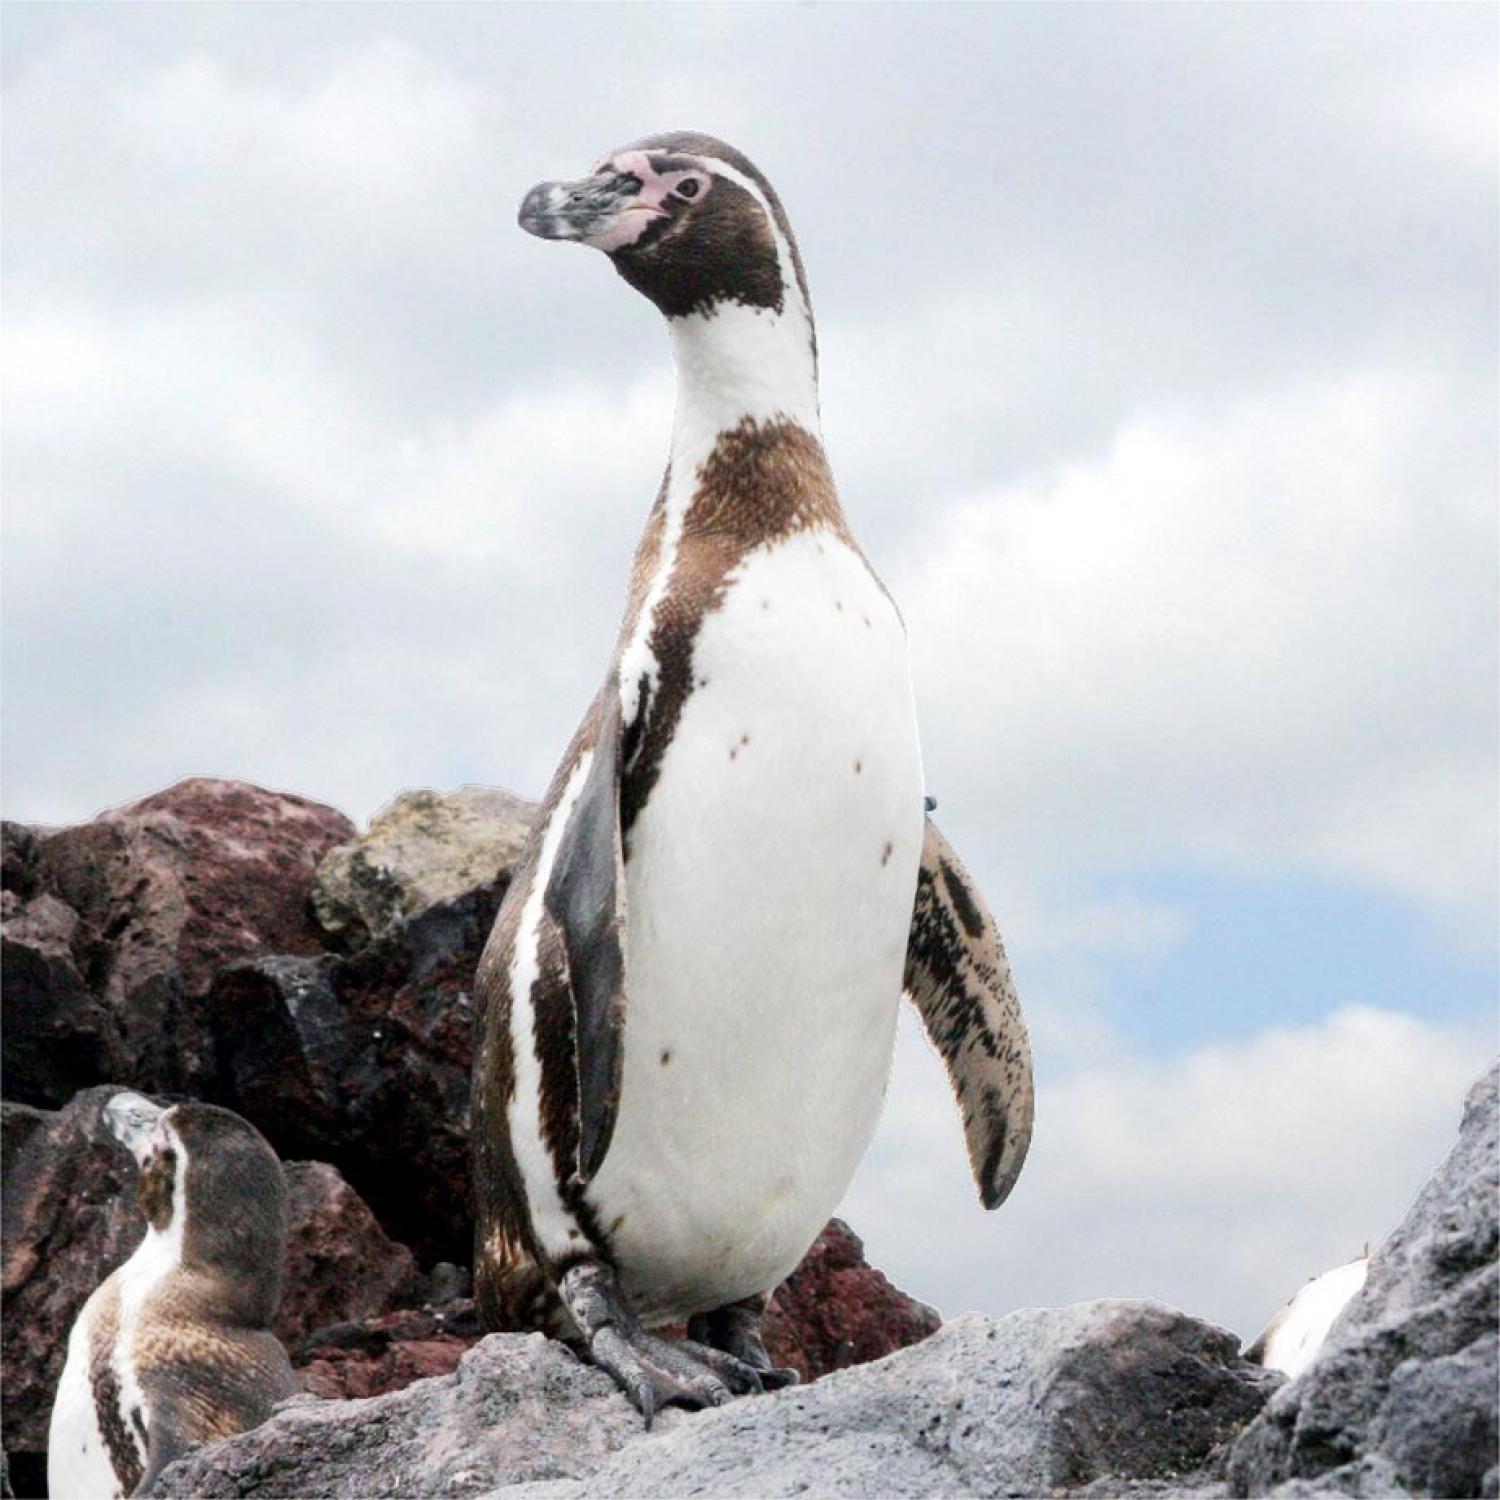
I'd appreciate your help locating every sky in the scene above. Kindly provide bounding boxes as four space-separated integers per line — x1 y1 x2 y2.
3 3 1496 1342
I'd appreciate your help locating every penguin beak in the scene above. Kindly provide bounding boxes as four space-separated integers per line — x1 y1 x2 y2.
518 172 664 252
104 1091 165 1161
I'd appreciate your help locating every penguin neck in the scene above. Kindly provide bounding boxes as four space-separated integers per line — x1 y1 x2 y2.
666 298 822 478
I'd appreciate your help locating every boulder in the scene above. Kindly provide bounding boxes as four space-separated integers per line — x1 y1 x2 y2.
8 779 354 1104
763 1218 940 1380
1227 1062 1499 1498
1 892 125 1106
150 1333 642 1499
148 1303 1276 1499
275 1161 425 1350
208 872 509 1264
312 786 535 946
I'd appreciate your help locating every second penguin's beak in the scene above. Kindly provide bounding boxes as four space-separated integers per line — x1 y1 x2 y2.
518 172 662 253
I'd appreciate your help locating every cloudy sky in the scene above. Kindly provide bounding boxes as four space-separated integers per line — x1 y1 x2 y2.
4 4 1495 1340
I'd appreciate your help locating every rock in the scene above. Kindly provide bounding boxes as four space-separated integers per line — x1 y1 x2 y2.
209 873 509 1264
1227 1062 1499 1498
1 821 40 897
149 1333 642 1498
312 786 536 946
1 892 126 1107
12 779 354 1103
276 1161 425 1350
149 1303 1276 1499
763 1218 940 1380
296 1303 481 1400
1 1086 144 1458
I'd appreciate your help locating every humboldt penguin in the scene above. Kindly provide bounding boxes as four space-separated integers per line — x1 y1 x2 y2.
47 1095 296 1498
473 131 1034 1422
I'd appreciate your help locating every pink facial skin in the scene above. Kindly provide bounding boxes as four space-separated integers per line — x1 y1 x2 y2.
585 150 711 253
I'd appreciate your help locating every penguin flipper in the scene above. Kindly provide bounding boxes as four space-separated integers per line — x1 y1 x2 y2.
903 816 1034 1210
542 687 629 1184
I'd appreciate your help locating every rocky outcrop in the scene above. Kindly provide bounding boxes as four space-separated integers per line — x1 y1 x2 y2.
2 780 354 1106
762 1219 939 1380
312 787 535 946
208 871 509 1264
149 1305 1277 1499
277 1162 425 1350
1227 1063 1499 1498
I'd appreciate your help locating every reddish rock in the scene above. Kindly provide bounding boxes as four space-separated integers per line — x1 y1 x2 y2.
295 1306 479 1400
208 873 508 1265
764 1219 941 1380
277 1162 424 1350
13 779 354 1103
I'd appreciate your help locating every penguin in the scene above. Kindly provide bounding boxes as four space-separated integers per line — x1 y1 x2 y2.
47 1094 296 1499
1246 1253 1371 1379
473 132 1034 1423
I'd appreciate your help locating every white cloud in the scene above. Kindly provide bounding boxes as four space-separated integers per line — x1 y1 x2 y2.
844 1006 1494 1340
895 366 1498 945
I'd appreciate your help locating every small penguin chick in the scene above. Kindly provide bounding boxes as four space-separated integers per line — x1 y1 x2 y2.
48 1094 296 1499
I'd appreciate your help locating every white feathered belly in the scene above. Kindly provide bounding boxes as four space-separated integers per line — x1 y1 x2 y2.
590 530 924 1322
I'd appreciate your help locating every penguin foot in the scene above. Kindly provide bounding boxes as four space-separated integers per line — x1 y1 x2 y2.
688 1296 800 1391
557 1262 763 1428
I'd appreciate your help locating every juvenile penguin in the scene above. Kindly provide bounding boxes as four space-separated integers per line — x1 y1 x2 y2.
47 1095 296 1499
474 132 1034 1420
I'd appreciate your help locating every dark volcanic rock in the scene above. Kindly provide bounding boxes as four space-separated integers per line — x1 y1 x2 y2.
275 1161 425 1350
1227 1062 1499 1498
763 1218 940 1380
296 1303 480 1400
1 821 40 898
209 873 508 1264
148 1304 1276 1499
7 779 354 1105
1 891 127 1107
1 1086 144 1457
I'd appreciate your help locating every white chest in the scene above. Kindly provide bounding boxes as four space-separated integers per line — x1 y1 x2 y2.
48 1299 122 1500
591 529 925 1320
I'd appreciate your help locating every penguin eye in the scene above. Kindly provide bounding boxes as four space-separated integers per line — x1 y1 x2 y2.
675 178 702 200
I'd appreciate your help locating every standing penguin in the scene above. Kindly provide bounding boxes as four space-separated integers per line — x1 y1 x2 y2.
474 132 1033 1421
47 1095 296 1499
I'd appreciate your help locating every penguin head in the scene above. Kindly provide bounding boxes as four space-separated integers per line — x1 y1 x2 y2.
104 1095 289 1319
518 132 810 322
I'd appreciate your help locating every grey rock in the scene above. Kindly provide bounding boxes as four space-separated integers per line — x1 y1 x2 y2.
1227 1062 1499 1497
147 1333 641 1498
312 786 535 946
146 1302 1276 1499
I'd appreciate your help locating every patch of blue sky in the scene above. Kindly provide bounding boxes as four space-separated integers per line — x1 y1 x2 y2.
1048 868 1498 1059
